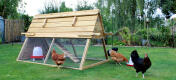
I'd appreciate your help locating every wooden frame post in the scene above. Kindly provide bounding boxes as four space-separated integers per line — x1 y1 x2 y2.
16 38 29 61
70 40 78 58
44 38 55 63
79 39 91 70
82 59 109 70
102 38 108 60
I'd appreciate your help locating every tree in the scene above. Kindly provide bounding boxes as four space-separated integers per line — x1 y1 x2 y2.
96 0 138 32
95 0 112 33
59 2 72 12
20 14 33 32
95 0 164 45
76 0 94 11
160 0 176 19
0 0 21 19
39 0 59 14
39 1 72 14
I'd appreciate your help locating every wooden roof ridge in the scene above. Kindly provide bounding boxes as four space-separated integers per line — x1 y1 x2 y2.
34 9 100 19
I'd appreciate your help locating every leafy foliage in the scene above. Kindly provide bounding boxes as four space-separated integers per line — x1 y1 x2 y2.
160 0 176 19
59 2 72 12
20 14 33 32
76 1 94 11
131 34 142 46
118 27 131 46
95 0 176 47
0 0 21 19
39 0 59 14
39 1 72 14
133 27 174 47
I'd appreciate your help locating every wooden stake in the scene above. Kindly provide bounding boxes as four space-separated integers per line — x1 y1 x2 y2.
44 38 55 63
21 33 35 36
72 16 77 26
102 38 108 60
104 32 113 36
16 38 29 61
79 39 91 70
77 57 105 61
17 60 80 70
82 60 109 70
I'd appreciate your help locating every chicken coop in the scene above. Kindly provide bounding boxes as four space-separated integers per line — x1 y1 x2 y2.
17 9 112 70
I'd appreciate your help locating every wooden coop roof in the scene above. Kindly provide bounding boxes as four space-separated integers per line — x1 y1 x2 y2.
23 9 111 38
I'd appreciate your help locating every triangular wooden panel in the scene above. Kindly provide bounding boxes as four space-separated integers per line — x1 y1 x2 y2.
93 16 104 38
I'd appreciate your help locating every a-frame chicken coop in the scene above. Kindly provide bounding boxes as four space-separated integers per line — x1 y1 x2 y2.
17 9 112 70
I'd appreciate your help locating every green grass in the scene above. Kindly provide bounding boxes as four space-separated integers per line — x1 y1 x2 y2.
0 44 176 80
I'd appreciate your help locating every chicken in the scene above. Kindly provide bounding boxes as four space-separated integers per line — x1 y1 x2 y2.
52 49 65 67
107 47 128 65
131 50 151 78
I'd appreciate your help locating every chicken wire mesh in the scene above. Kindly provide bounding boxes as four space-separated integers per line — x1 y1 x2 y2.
46 38 107 69
46 38 86 68
83 39 107 67
18 37 53 63
18 37 108 69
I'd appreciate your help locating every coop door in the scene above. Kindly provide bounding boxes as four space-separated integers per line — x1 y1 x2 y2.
17 37 53 63
46 38 87 68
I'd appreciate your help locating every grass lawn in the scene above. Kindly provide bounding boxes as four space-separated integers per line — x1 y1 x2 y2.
0 44 176 80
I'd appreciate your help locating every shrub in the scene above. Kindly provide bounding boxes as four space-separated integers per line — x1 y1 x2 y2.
118 27 131 46
20 14 33 32
135 28 147 39
131 34 142 46
134 27 172 47
158 26 171 46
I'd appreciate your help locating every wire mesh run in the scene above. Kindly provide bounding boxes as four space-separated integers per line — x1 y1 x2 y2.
17 38 108 70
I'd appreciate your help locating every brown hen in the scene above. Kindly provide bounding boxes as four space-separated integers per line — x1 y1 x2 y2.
107 47 128 65
110 50 128 65
52 49 65 66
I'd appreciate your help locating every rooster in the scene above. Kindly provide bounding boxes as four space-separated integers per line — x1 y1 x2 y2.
131 50 151 78
52 49 65 67
107 47 128 65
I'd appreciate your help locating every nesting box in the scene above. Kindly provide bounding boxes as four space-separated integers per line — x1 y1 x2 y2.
17 9 112 70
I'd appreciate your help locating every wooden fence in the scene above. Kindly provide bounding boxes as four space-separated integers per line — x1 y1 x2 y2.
5 19 24 42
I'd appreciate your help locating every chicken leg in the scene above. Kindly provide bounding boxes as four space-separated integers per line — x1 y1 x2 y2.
57 66 61 69
117 62 122 65
136 73 138 77
143 74 145 78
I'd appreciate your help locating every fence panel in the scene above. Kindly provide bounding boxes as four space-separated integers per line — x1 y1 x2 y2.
5 19 24 42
